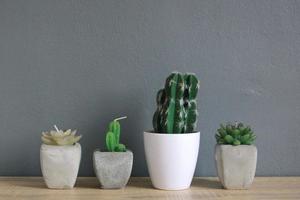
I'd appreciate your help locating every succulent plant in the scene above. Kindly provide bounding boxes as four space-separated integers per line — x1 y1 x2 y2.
215 122 256 145
105 116 127 152
152 72 200 133
41 125 82 145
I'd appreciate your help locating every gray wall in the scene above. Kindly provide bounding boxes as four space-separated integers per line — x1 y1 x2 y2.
0 0 299 176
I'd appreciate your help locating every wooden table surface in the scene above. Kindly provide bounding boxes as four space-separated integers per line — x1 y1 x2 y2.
0 177 299 200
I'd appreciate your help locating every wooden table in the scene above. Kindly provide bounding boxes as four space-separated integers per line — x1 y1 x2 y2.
0 177 299 200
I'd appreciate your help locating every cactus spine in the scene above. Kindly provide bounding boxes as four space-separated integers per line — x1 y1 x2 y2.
106 116 127 152
153 72 199 133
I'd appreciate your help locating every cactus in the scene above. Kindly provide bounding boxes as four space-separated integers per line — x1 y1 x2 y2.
152 72 200 133
41 125 81 145
215 122 256 145
105 116 127 152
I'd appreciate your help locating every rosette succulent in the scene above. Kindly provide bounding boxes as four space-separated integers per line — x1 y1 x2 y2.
215 122 256 145
41 125 82 145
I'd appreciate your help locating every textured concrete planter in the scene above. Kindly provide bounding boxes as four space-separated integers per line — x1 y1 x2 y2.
215 145 257 189
93 150 133 189
40 143 81 189
144 131 200 190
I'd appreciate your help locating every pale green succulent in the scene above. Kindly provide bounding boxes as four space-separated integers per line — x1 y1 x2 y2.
41 126 81 145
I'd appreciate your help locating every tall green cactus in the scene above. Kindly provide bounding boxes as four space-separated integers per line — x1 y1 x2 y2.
106 116 127 152
152 72 199 133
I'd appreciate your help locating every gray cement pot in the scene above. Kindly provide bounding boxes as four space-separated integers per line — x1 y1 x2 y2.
40 143 81 189
215 145 257 189
93 150 133 189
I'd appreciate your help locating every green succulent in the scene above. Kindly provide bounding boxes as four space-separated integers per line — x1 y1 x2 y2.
41 125 82 146
215 122 256 145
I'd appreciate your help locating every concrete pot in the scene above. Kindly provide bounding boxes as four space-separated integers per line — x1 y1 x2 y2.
93 150 133 189
144 131 200 190
40 143 81 189
215 145 257 189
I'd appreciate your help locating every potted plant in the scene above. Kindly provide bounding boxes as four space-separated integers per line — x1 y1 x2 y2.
40 125 82 189
93 116 133 189
144 72 200 190
215 122 257 189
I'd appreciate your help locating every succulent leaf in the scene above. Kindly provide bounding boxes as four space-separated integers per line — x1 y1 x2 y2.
115 144 126 152
233 139 241 146
224 135 234 143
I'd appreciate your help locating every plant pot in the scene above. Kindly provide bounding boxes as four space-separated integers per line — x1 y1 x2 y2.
40 143 81 189
144 131 200 190
215 145 257 189
93 150 133 189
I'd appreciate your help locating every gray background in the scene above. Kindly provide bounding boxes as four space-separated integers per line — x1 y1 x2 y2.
0 0 299 176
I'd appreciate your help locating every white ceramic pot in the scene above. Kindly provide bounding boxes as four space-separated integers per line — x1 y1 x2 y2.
40 143 81 189
215 145 257 189
144 131 200 190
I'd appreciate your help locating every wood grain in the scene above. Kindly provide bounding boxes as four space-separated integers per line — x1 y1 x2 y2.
0 177 299 200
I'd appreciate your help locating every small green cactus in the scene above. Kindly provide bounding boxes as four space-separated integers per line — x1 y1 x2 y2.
153 72 200 133
215 122 256 145
41 125 82 145
105 116 127 152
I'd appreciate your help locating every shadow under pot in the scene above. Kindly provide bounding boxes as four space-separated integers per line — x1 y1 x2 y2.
40 143 81 189
215 145 257 189
93 150 133 189
144 131 200 190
